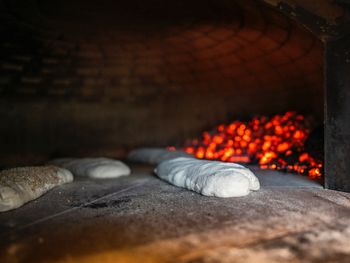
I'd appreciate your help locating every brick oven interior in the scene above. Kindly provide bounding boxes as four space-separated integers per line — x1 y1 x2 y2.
0 0 324 165
1 1 350 263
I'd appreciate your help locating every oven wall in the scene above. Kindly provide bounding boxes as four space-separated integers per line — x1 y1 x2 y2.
0 0 323 165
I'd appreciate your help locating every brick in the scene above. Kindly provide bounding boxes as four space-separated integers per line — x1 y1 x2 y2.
197 70 221 81
167 72 196 84
75 50 103 59
265 24 289 44
198 25 214 33
40 65 74 76
234 74 259 90
102 45 125 55
256 36 280 52
265 50 291 66
182 29 204 40
290 27 314 51
47 87 69 96
134 65 159 76
131 85 158 97
191 60 217 71
12 55 32 62
100 66 130 77
51 40 76 50
51 47 69 56
215 53 242 67
165 54 193 64
53 78 74 86
85 35 113 45
1 62 23 71
165 35 188 45
215 40 241 53
191 36 217 49
78 44 100 51
119 77 140 86
305 72 323 84
237 28 263 42
193 47 222 60
123 43 148 52
279 75 307 88
162 42 193 53
16 86 38 95
306 44 323 60
83 78 108 86
275 66 302 83
104 58 133 68
257 71 283 87
280 43 307 60
245 60 272 74
170 74 194 85
44 57 71 65
294 56 322 72
264 8 289 29
134 56 163 66
153 74 168 84
208 28 235 41
281 31 314 59
76 67 100 76
136 49 163 58
41 68 55 75
42 58 59 65
220 65 248 78
162 63 191 74
76 58 105 67
77 86 99 98
193 40 240 60
21 77 42 84
234 37 250 47
236 46 265 60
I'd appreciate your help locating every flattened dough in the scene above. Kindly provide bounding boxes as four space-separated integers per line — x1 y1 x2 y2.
155 157 260 197
49 157 131 179
0 166 73 212
127 148 192 165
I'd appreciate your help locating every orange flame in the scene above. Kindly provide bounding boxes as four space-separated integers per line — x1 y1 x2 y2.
180 112 323 179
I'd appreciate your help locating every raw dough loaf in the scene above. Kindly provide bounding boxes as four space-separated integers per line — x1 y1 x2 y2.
127 148 192 164
155 157 260 197
0 166 73 212
49 157 131 178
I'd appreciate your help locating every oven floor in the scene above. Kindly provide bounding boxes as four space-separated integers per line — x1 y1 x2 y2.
0 164 349 263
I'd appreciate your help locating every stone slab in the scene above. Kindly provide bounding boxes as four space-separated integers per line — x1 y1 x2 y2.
0 164 349 263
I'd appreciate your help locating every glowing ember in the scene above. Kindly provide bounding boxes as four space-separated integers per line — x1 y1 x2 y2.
177 112 323 179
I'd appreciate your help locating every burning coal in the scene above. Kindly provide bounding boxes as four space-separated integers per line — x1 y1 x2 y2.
174 112 323 179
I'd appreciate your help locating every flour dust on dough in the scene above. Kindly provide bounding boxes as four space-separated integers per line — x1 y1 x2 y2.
49 157 131 179
155 157 260 197
0 166 73 212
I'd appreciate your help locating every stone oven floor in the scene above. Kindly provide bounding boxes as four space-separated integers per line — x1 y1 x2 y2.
1 164 350 263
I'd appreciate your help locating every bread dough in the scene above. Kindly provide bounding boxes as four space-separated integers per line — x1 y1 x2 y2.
128 148 192 164
49 157 131 178
155 157 260 197
0 166 73 212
